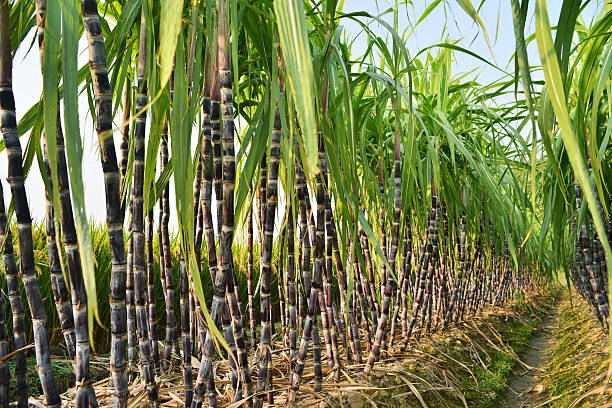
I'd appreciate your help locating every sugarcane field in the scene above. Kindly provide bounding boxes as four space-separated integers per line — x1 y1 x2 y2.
2 0 612 406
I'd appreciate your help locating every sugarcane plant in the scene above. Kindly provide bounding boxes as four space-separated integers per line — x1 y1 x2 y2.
4 0 612 406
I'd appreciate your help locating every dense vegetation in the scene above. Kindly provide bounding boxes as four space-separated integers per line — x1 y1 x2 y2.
0 0 611 407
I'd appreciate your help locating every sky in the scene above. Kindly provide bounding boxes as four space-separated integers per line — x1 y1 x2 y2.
7 0 606 232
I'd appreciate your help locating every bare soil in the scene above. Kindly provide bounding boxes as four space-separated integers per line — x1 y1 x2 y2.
498 296 561 408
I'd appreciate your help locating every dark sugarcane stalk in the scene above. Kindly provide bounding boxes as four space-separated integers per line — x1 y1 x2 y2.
193 157 203 261
343 238 362 363
226 266 253 402
80 1 130 405
475 200 486 313
297 248 304 328
193 166 204 359
189 259 197 357
295 151 311 289
359 227 380 326
388 227 409 347
180 254 194 406
42 147 77 358
322 165 351 365
280 227 287 340
435 202 450 327
322 238 340 374
457 247 472 322
191 160 202 356
0 5 60 405
146 205 159 370
457 238 470 319
126 210 137 381
391 217 415 342
353 240 373 353
33 0 77 359
320 154 345 365
312 315 323 391
378 163 386 320
55 126 98 405
258 152 267 242
317 280 333 365
360 236 379 333
589 162 610 325
443 213 466 328
404 207 435 347
287 204 298 367
0 269 7 408
191 64 224 408
40 92 98 406
0 181 26 408
288 148 324 402
255 103 282 408
212 80 223 243
574 181 602 321
410 237 427 302
572 214 588 297
318 267 334 369
131 16 159 405
232 270 249 352
217 5 252 401
466 259 478 315
305 171 333 370
590 230 609 326
157 205 167 336
295 158 309 330
327 203 348 319
160 120 179 370
120 78 131 217
608 195 612 245
221 304 240 401
400 226 412 339
191 5 244 405
422 273 434 334
312 133 328 389
247 205 257 348
364 156 401 375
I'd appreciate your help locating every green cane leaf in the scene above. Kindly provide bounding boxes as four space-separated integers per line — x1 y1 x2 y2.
159 0 184 89
60 0 100 342
535 0 612 364
274 0 319 177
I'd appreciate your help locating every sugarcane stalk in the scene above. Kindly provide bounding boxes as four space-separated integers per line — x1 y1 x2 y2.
146 204 159 370
247 205 257 348
286 204 298 367
79 1 130 405
159 120 179 370
126 207 137 381
130 15 159 405
255 103 282 408
0 181 27 408
0 5 60 405
0 270 8 408
190 62 224 408
120 78 131 217
42 144 77 358
364 157 401 374
179 254 193 406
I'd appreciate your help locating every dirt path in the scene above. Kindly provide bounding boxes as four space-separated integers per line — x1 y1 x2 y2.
499 297 561 408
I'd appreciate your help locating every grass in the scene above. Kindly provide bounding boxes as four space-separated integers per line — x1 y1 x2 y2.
8 352 108 397
335 288 557 408
535 292 610 408
0 221 282 354
455 296 549 408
